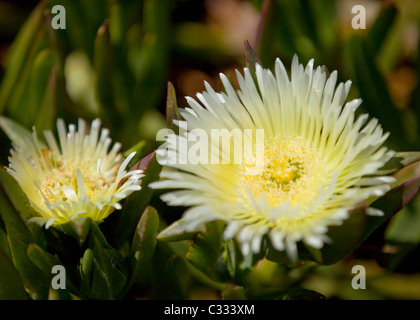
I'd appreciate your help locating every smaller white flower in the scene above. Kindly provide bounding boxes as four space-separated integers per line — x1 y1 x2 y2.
7 118 143 227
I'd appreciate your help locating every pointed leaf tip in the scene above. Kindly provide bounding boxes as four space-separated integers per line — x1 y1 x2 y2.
244 40 262 71
166 81 181 130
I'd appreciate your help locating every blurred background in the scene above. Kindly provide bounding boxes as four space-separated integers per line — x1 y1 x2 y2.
0 0 420 299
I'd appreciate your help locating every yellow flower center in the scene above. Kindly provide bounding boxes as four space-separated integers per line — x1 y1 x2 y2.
40 150 107 203
241 134 327 206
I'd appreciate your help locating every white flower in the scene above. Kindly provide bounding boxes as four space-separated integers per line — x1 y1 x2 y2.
7 118 143 227
151 56 395 260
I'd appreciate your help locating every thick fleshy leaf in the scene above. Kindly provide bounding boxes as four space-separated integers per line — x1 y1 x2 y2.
151 244 186 299
0 227 11 259
94 19 115 118
55 217 92 246
385 196 420 244
245 40 262 74
0 249 28 299
87 223 128 299
0 116 46 152
157 217 205 242
34 67 57 132
0 167 40 222
379 152 420 175
280 288 326 300
0 176 48 299
366 2 397 54
166 81 182 132
255 0 293 64
390 159 420 190
5 30 47 125
129 206 159 286
186 221 225 278
114 152 161 250
130 0 171 119
221 284 246 300
25 49 55 125
27 243 80 297
79 248 94 284
223 239 239 279
0 1 45 113
349 35 406 149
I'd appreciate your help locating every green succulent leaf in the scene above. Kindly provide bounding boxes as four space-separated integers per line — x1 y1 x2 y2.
221 284 247 300
55 217 92 246
0 249 28 300
350 35 405 149
379 152 420 175
35 67 57 132
94 19 114 118
129 206 159 286
223 239 239 279
366 2 398 55
0 169 49 299
0 227 11 259
114 152 161 250
166 81 182 132
25 49 55 125
27 243 79 296
151 244 187 299
157 217 205 243
0 0 45 113
80 248 94 284
186 221 225 278
245 39 262 74
87 223 128 299
0 116 46 152
280 288 326 300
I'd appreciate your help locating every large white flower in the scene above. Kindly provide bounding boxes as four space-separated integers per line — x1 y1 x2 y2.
7 118 143 227
151 56 395 260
